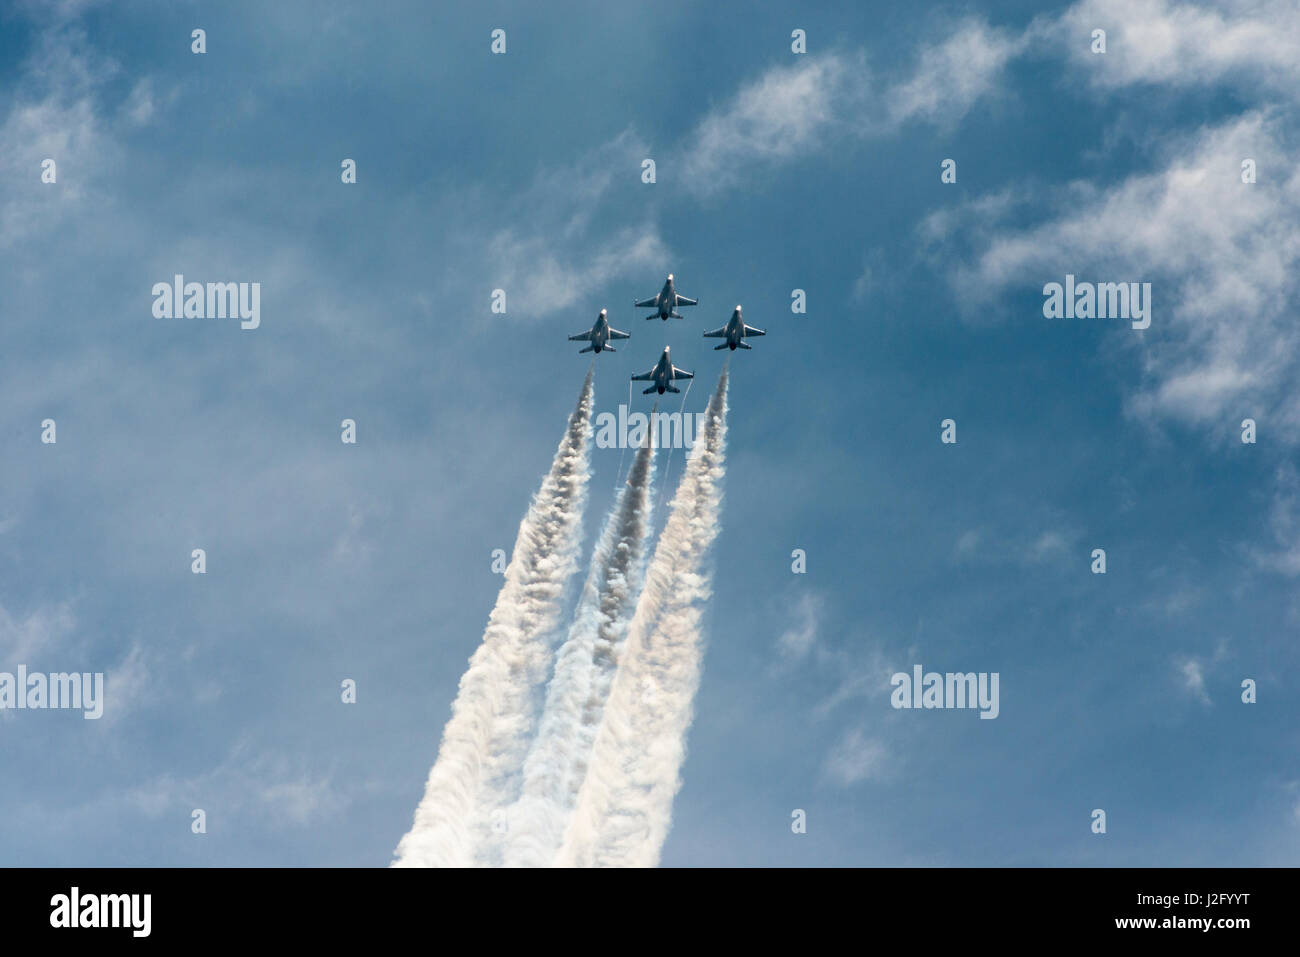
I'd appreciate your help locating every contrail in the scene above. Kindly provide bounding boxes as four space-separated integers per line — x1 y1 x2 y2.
655 374 694 515
393 368 595 867
558 366 728 867
502 408 658 867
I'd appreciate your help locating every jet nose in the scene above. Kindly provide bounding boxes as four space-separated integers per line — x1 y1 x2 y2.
600 308 606 315
667 273 674 280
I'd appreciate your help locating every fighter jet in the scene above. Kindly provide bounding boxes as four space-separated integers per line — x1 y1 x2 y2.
631 346 693 394
568 308 629 354
635 273 698 320
703 305 765 350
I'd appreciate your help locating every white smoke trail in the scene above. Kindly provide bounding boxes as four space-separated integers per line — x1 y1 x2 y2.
613 377 632 491
393 369 595 867
502 411 658 867
557 367 729 867
655 374 694 515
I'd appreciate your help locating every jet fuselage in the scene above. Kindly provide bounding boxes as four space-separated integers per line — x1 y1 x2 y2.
590 313 611 351
570 308 628 354
650 348 674 392
722 308 745 349
654 279 676 319
637 273 696 320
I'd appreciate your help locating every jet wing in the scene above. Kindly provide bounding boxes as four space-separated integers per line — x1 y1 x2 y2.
672 368 694 380
675 295 698 306
569 331 594 341
608 329 630 340
630 370 655 381
634 297 660 308
743 325 766 337
702 326 728 338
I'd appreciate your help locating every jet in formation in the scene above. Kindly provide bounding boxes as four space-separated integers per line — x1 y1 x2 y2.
568 308 629 354
631 346 694 394
636 274 698 320
703 305 765 351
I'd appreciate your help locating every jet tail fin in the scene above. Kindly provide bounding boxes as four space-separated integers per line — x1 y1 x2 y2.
602 345 615 352
714 342 730 350
667 385 680 393
736 341 752 350
642 386 657 395
579 345 595 354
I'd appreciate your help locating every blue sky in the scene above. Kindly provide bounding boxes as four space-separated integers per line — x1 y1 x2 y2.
1 0 1298 865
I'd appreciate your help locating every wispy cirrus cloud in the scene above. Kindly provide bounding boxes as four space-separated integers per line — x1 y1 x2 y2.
42 739 354 830
679 52 867 194
935 111 1300 432
1047 0 1300 96
0 599 76 665
885 18 1026 125
0 25 119 248
678 18 1023 196
776 592 823 662
1177 656 1212 705
823 727 888 786
914 2 1300 435
676 0 1300 214
1173 641 1229 706
466 129 670 318
1256 464 1300 576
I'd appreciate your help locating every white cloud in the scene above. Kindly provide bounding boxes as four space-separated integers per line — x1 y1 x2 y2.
851 247 891 304
885 19 1025 125
777 592 822 661
479 129 670 318
824 728 888 785
680 20 1020 195
681 53 865 194
0 98 104 248
0 23 122 249
0 600 76 665
1174 642 1228 705
1257 464 1300 575
488 227 667 318
117 742 351 828
921 4 1300 437
1027 530 1071 563
948 112 1300 433
950 525 1080 566
103 642 150 726
1177 657 1211 705
122 78 154 126
815 641 897 716
1050 0 1300 95
679 3 1300 200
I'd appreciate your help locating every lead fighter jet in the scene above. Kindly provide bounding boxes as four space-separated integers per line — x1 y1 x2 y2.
568 308 629 354
703 305 765 350
631 346 693 394
636 273 698 320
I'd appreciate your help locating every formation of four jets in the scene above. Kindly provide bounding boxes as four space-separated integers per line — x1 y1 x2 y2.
568 273 765 395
